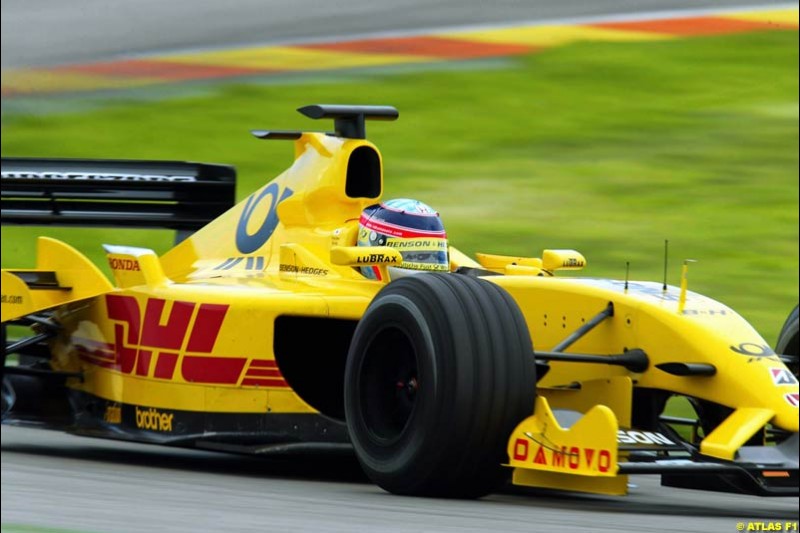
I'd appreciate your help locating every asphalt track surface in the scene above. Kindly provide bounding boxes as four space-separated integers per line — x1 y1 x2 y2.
0 0 792 68
2 426 798 533
1 1 798 532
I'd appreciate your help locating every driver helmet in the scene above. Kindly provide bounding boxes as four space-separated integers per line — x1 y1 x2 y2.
357 198 449 280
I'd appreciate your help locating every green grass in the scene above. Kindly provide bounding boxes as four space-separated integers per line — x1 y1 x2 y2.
2 30 797 342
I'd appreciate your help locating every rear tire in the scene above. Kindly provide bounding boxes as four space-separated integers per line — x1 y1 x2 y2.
776 305 798 379
344 273 536 498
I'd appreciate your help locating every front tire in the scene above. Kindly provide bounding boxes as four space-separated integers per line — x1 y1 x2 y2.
344 273 536 498
776 305 798 378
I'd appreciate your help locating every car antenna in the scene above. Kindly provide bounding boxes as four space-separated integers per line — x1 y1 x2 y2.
624 261 630 292
662 239 669 292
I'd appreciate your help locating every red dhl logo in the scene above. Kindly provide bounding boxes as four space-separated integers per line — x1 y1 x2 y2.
512 438 612 473
75 295 287 388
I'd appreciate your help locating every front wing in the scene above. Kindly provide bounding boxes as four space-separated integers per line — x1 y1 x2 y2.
508 392 799 497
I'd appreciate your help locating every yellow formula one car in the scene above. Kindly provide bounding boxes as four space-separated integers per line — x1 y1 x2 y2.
1 105 798 498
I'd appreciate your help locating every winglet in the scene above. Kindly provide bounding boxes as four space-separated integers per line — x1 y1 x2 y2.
2 237 113 323
297 104 399 139
104 244 168 288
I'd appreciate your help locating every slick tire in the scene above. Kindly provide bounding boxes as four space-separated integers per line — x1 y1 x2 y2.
344 273 536 498
776 305 799 378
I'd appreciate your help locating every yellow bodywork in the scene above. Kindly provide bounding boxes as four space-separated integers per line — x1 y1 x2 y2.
2 127 797 496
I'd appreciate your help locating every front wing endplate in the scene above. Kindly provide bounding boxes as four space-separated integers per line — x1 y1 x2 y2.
507 396 628 495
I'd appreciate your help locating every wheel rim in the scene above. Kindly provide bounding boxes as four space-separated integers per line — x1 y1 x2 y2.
359 325 419 444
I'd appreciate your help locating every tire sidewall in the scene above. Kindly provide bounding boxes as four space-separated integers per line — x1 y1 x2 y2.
345 292 444 481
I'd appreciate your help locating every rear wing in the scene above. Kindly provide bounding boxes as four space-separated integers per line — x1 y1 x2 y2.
1 158 237 243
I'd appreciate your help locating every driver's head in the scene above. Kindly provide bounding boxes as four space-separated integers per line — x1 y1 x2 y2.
357 198 449 279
